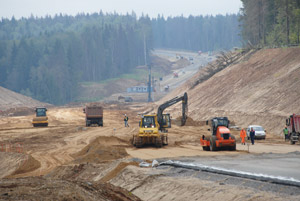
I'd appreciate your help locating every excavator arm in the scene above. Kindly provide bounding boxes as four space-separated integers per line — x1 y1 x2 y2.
157 92 188 129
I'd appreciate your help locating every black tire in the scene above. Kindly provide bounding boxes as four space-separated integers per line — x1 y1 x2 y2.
210 136 217 151
202 146 210 151
290 140 296 145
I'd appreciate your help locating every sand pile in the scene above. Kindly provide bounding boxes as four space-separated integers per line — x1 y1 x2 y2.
72 136 129 164
0 152 40 179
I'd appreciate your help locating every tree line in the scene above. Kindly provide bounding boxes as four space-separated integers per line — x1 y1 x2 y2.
152 14 240 51
240 0 300 46
0 13 152 105
0 12 241 105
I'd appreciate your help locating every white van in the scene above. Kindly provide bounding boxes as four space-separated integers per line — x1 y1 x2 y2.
246 125 266 140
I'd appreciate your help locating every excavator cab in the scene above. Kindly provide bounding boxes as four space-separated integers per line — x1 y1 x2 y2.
161 114 171 129
32 107 48 127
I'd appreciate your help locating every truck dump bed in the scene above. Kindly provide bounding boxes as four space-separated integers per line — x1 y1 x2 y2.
292 114 300 133
86 106 103 118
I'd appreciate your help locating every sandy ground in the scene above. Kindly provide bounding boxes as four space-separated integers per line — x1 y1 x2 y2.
0 48 300 200
0 106 300 200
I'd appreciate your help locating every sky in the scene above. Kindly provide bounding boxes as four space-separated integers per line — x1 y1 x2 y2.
0 0 242 19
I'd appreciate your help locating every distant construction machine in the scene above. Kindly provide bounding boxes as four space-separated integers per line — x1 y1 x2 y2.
132 92 188 148
286 114 300 145
200 117 236 151
83 105 103 127
32 107 48 127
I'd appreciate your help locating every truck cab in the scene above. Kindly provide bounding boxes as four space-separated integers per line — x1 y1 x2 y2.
286 114 300 144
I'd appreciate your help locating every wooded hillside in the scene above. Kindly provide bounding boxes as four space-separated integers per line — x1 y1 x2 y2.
0 12 240 105
0 13 152 105
240 0 300 46
152 14 240 51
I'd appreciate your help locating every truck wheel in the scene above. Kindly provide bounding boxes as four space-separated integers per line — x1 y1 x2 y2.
290 140 295 145
210 136 217 151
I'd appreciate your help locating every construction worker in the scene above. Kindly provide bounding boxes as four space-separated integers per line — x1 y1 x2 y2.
283 126 289 141
240 128 246 145
250 127 255 145
124 114 129 127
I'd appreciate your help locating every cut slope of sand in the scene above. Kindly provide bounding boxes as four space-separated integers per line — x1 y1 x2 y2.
0 86 49 111
156 47 300 135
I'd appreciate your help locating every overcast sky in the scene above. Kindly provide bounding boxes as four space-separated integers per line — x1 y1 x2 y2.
0 0 242 19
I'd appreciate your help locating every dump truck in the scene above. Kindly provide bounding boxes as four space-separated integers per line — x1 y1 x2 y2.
286 114 300 145
132 92 188 148
200 117 236 151
83 105 103 127
32 107 48 127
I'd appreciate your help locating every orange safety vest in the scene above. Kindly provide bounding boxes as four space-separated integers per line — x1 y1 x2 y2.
240 129 246 143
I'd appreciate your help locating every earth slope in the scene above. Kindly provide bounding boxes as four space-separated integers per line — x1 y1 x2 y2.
160 47 300 135
0 86 48 111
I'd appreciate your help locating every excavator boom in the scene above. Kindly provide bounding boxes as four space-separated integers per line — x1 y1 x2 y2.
157 92 188 129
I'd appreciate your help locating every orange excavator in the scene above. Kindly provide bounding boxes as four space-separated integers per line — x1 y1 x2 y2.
200 117 236 151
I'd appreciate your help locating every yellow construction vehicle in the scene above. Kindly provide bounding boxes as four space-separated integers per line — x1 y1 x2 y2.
32 107 48 127
132 92 188 148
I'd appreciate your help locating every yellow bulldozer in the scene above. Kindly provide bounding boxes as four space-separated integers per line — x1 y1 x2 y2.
132 92 188 148
32 107 48 127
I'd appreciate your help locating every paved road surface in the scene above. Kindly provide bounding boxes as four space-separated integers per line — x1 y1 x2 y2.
173 152 300 181
152 49 214 92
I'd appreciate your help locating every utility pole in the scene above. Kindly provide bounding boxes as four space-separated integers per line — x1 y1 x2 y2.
144 34 152 102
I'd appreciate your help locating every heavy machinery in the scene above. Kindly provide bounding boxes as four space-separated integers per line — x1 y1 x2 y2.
32 107 48 127
200 117 236 151
286 114 300 145
132 92 188 148
83 105 103 127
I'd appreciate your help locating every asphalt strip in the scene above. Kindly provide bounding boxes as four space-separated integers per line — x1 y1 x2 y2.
159 160 300 187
